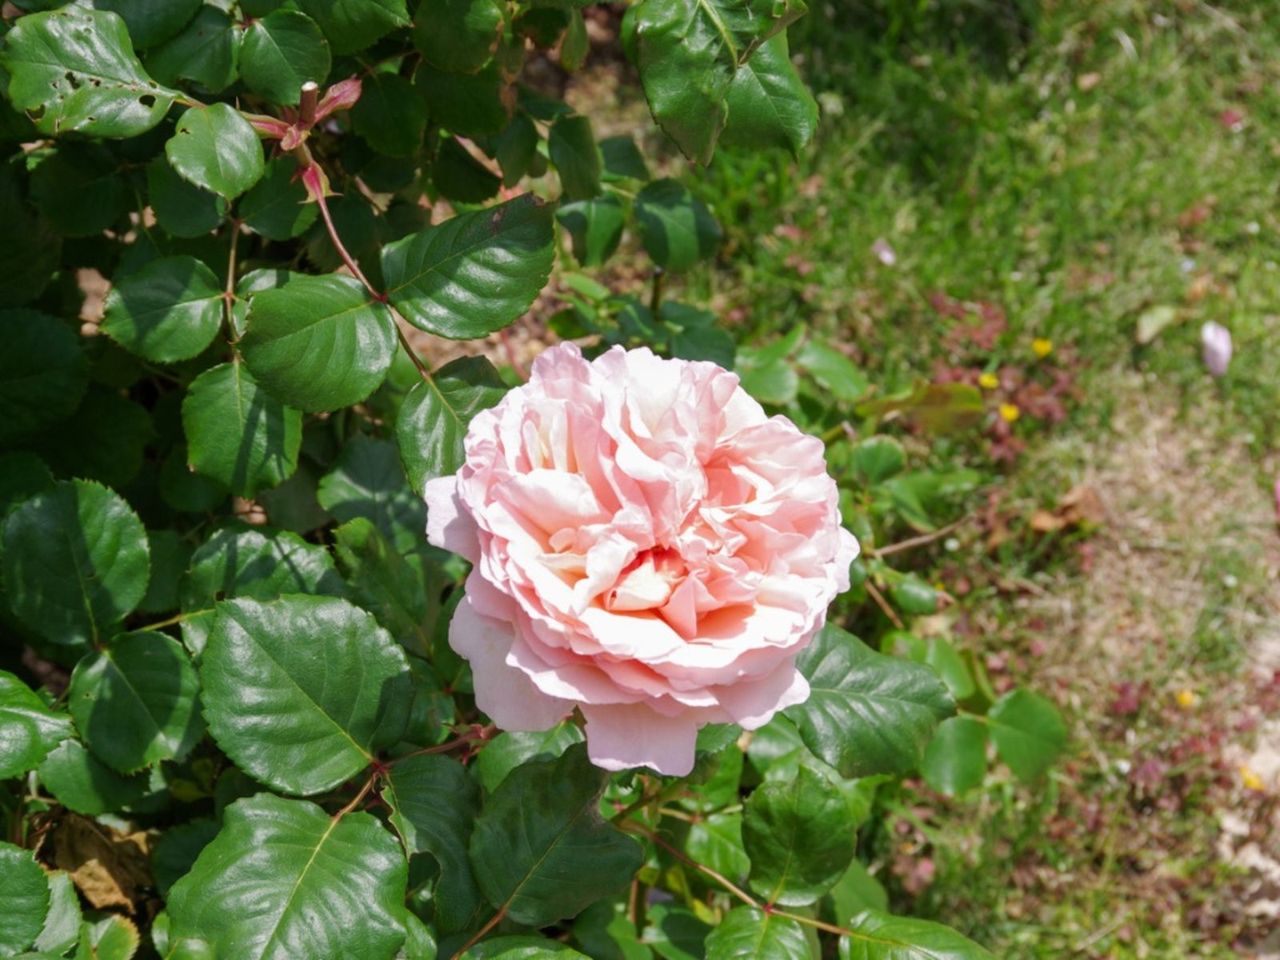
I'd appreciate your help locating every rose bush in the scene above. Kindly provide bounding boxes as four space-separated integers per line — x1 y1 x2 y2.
428 343 858 774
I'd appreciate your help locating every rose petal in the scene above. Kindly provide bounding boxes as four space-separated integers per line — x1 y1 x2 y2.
425 475 480 562
581 702 700 775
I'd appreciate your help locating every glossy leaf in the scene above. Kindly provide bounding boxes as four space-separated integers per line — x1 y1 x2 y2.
101 256 223 363
200 595 411 795
146 157 227 238
743 763 856 906
473 725 585 793
32 871 80 957
413 0 503 73
549 115 602 201
921 716 987 796
352 73 427 157
634 179 721 272
37 740 149 814
2 480 149 647
0 670 72 781
145 6 240 92
168 794 408 960
0 841 49 957
632 0 805 163
469 745 643 927
382 194 555 339
333 518 433 656
838 911 995 959
462 939 589 960
92 0 201 50
84 914 141 960
166 104 265 201
317 436 425 555
67 631 204 773
987 689 1067 782
796 340 868 404
241 273 396 412
0 6 175 138
297 0 410 55
557 196 625 267
721 33 818 155
384 754 487 934
784 625 954 778
396 355 507 492
182 362 303 497
704 907 808 960
0 309 88 445
240 10 331 105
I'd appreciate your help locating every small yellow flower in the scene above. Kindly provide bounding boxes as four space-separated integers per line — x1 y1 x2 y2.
1032 338 1054 358
1174 688 1198 709
999 403 1021 423
1240 765 1265 792
978 372 999 390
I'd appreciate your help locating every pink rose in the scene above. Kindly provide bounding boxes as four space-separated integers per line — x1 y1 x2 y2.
425 343 858 775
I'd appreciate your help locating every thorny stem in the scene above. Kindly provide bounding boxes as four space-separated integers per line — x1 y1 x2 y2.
313 182 384 300
223 219 241 340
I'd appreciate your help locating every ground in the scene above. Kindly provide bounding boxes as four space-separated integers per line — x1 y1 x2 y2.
554 1 1280 956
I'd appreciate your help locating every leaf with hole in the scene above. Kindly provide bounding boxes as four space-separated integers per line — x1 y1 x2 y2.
0 6 176 138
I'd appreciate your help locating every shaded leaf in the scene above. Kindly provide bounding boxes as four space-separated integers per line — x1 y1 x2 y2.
101 256 223 363
0 670 72 780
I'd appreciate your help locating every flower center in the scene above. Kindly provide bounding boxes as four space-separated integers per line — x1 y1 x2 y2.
605 548 686 613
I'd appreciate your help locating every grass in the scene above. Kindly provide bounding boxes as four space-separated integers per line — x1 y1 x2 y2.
676 1 1280 955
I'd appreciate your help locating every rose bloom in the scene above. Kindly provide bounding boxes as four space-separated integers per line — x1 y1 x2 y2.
425 343 858 775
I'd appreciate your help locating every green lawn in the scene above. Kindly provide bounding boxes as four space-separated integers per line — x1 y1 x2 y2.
682 1 1280 955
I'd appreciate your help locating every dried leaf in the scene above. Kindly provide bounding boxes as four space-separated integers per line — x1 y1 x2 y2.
51 815 151 912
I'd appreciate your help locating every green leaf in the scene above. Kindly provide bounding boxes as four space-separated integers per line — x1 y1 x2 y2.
29 144 128 237
0 671 71 781
415 61 510 137
685 810 749 883
469 745 643 928
413 0 503 73
462 939 589 959
240 157 317 241
634 179 720 273
168 794 408 960
838 910 995 959
0 6 176 138
353 72 427 157
146 157 227 238
2 480 149 647
0 452 54 517
0 841 49 957
101 256 223 363
182 362 303 497
643 904 709 960
921 716 987 796
549 115 602 201
241 273 396 412
67 631 204 773
987 689 1067 782
144 6 241 92
473 724 584 793
138 529 192 614
850 437 905 485
784 625 954 779
240 10 331 105
0 161 60 308
600 136 650 181
317 436 425 555
721 33 818 156
333 518 433 657
796 341 867 404
664 302 735 367
433 137 501 203
704 906 808 960
556 196 625 267
889 574 938 616
828 860 888 921
83 914 140 960
743 763 855 906
632 0 806 163
27 385 154 490
33 871 80 957
494 114 540 187
166 104 265 201
92 0 202 50
384 755 487 934
297 0 410 55
37 740 149 814
0 309 88 445
150 818 219 896
201 595 411 795
738 358 797 406
396 356 506 493
382 194 555 339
